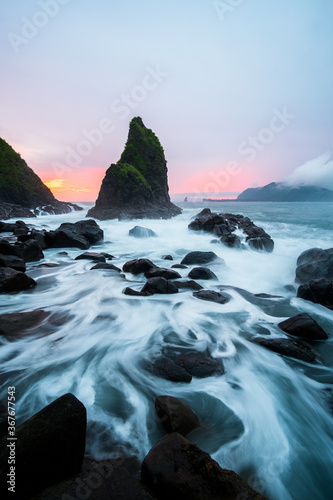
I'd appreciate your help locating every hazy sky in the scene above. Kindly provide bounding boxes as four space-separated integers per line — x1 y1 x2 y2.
1 0 333 201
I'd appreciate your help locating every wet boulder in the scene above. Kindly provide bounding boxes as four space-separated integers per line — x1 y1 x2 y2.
193 289 230 304
252 337 318 364
155 396 200 436
141 433 268 500
188 267 217 280
75 252 106 263
278 312 328 340
45 220 103 250
91 262 121 272
181 251 220 266
123 258 156 275
297 278 333 310
129 226 157 238
0 309 51 339
74 219 104 245
145 267 181 280
174 280 203 291
151 357 192 383
248 236 274 253
295 247 333 284
123 287 153 297
0 267 37 293
0 393 86 499
141 277 179 295
0 254 26 272
163 254 173 260
176 351 224 378
22 239 44 262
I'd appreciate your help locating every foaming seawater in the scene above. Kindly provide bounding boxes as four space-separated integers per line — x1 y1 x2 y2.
0 203 333 499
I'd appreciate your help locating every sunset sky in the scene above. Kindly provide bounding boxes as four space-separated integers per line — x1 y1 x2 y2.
1 0 333 201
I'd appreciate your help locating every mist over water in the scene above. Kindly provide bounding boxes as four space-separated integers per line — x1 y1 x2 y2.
0 202 332 500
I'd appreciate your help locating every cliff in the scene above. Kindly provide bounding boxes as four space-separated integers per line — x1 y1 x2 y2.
237 182 333 202
87 117 181 220
0 137 82 219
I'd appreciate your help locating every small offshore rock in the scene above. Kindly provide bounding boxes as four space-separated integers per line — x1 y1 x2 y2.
297 278 333 310
91 262 121 272
155 395 200 436
123 287 153 297
123 258 156 274
145 267 181 280
0 267 37 293
129 226 158 238
278 312 328 340
188 267 218 280
163 254 173 260
181 251 220 266
141 277 179 294
193 289 230 304
151 358 192 383
171 263 188 269
174 280 203 291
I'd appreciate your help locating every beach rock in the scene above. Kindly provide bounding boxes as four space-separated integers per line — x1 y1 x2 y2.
176 351 224 378
188 267 217 280
91 263 121 272
22 239 44 262
0 309 51 339
123 258 156 275
0 404 7 440
155 396 200 436
141 432 268 500
0 239 23 257
163 254 173 260
181 251 220 265
297 278 333 310
74 219 104 245
45 220 103 250
248 236 274 253
174 280 203 291
87 117 181 220
129 226 157 238
145 267 181 280
0 393 86 499
0 267 37 293
75 252 106 263
151 358 192 383
141 277 179 294
0 254 26 272
295 247 333 284
101 252 115 260
30 229 48 249
123 287 153 297
0 220 28 233
193 290 230 304
171 263 188 269
252 337 318 364
278 312 328 340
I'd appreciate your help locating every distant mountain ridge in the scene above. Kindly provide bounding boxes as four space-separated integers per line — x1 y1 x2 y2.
0 137 82 219
237 182 333 202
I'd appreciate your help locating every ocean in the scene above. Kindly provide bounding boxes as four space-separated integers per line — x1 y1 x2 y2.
0 201 332 500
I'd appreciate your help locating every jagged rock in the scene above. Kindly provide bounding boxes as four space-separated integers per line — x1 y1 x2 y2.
71 220 103 245
75 252 106 263
181 251 220 265
0 267 37 293
193 290 230 304
91 263 121 272
150 358 192 383
22 239 44 262
0 310 51 339
0 220 29 233
129 226 158 238
123 287 153 296
252 337 318 363
145 267 181 280
0 393 86 499
155 396 200 436
87 117 181 220
248 236 274 253
0 254 26 272
141 277 179 295
278 312 328 340
295 247 333 284
174 280 203 291
0 404 7 440
123 258 156 274
188 267 217 280
141 433 268 500
297 278 333 310
0 239 22 257
45 220 103 250
0 137 81 217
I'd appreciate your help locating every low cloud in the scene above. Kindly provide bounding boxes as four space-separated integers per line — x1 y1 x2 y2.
284 152 333 190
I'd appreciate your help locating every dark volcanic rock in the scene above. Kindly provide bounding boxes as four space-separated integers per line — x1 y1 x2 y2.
91 262 121 272
163 254 173 260
297 278 333 310
181 251 220 265
174 280 203 291
0 309 51 339
155 395 200 436
188 267 217 280
295 247 333 284
75 252 106 263
0 254 26 272
193 290 230 304
252 337 318 364
278 312 328 340
22 239 44 262
123 258 156 274
248 236 274 253
45 220 103 250
145 267 181 280
129 225 158 238
171 263 188 269
123 287 153 297
0 267 37 293
176 351 224 378
141 433 268 500
0 393 86 499
87 117 181 220
151 358 192 383
0 202 36 220
73 219 104 244
141 277 179 294
0 220 29 233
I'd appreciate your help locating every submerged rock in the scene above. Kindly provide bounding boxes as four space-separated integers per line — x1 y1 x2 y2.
0 393 86 499
181 251 220 265
252 337 318 364
87 117 181 220
0 309 50 339
91 262 121 272
174 280 203 291
297 278 333 310
193 289 230 304
129 225 158 238
141 433 268 500
155 396 200 436
278 312 328 340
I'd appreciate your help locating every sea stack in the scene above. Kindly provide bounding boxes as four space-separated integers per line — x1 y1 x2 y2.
87 117 181 220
